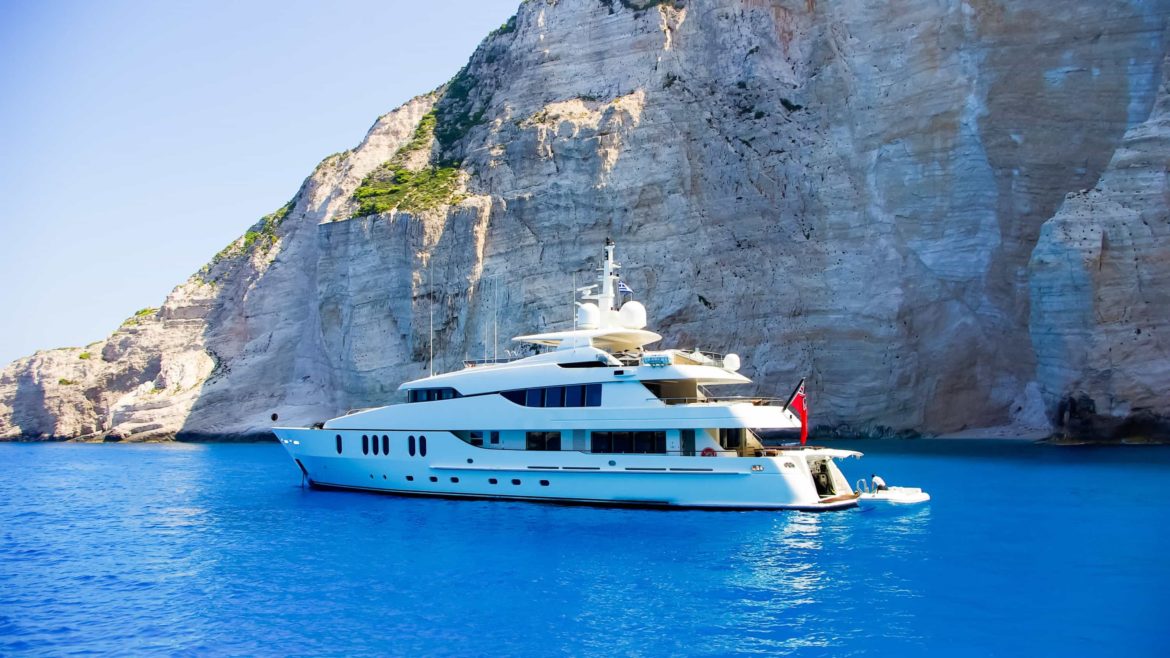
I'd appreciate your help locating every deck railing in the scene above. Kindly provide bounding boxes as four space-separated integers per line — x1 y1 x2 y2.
652 396 792 407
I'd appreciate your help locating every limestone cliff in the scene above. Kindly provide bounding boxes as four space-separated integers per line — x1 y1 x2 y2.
3 0 1170 441
1030 55 1170 441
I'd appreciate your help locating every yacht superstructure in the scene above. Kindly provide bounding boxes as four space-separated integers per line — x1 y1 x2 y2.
274 241 914 510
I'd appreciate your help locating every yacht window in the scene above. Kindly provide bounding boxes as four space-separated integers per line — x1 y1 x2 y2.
408 435 416 456
490 431 500 445
612 431 633 454
362 435 369 455
719 428 743 450
489 478 498 484
501 390 526 405
590 431 613 453
420 435 427 457
336 434 343 454
634 431 666 454
525 388 544 407
469 431 483 447
585 383 602 407
526 431 561 451
565 385 584 407
545 386 565 408
382 435 389 454
680 429 695 456
407 387 462 403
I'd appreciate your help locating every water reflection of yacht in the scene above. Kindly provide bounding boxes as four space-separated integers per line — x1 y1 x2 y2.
275 241 925 510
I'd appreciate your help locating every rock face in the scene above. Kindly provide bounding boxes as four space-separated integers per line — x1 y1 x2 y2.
1029 55 1170 441
3 0 1170 441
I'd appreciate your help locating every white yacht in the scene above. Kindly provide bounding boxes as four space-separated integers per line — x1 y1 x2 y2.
275 241 918 511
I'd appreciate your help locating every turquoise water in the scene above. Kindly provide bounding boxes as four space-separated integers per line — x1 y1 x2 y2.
0 440 1167 656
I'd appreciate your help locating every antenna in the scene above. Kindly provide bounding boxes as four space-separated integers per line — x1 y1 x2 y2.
428 259 434 378
493 272 499 362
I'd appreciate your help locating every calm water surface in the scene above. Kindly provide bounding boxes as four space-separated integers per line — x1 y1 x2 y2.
1 440 1167 656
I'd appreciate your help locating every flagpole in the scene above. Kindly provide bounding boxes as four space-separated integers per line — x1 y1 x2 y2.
781 377 805 412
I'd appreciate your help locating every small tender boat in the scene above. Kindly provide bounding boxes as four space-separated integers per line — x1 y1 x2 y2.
856 479 931 505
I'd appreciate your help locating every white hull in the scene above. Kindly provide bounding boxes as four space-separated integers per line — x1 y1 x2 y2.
276 428 861 511
858 486 931 505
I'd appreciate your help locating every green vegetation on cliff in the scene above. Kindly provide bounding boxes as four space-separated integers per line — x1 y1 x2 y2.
200 199 297 279
350 109 464 218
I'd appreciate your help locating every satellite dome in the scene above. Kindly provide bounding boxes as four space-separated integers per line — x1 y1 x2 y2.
618 301 647 329
576 302 600 329
723 353 740 372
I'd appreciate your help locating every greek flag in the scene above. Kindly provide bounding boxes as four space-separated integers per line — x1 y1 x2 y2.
617 280 633 294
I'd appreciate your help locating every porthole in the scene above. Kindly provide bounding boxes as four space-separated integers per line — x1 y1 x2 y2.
362 435 369 455
382 474 387 479
419 435 427 457
429 476 438 483
540 480 550 487
382 435 389 455
608 460 616 466
372 435 379 455
335 434 343 454
451 477 459 483
406 475 414 481
408 435 416 456
511 479 521 485
467 458 474 464
489 478 498 485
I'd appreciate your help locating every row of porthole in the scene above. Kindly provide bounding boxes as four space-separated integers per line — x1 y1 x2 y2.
400 475 551 487
335 434 427 457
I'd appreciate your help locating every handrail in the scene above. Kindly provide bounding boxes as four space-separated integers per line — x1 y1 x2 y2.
462 356 525 368
652 396 791 406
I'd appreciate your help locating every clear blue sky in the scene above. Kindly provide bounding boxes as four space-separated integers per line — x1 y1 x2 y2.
0 0 519 366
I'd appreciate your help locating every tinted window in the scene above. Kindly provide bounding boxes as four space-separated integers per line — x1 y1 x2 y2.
525 388 543 407
612 431 633 454
419 435 427 457
720 428 743 449
591 431 612 453
502 390 525 405
545 386 565 408
565 385 584 407
526 431 561 451
490 431 500 444
585 383 602 407
372 435 379 455
362 435 369 455
634 431 666 454
336 434 343 454
408 435 416 456
382 435 389 454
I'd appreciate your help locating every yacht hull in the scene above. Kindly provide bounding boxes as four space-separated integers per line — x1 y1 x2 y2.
275 427 860 511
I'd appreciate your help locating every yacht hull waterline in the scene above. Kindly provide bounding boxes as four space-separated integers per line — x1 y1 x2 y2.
274 240 927 511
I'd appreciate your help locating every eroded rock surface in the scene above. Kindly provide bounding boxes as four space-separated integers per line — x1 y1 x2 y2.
3 0 1169 441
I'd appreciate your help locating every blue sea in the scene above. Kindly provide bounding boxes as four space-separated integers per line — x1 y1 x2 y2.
1 440 1167 657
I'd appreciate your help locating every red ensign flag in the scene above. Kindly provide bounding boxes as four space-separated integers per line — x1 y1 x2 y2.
791 381 808 445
